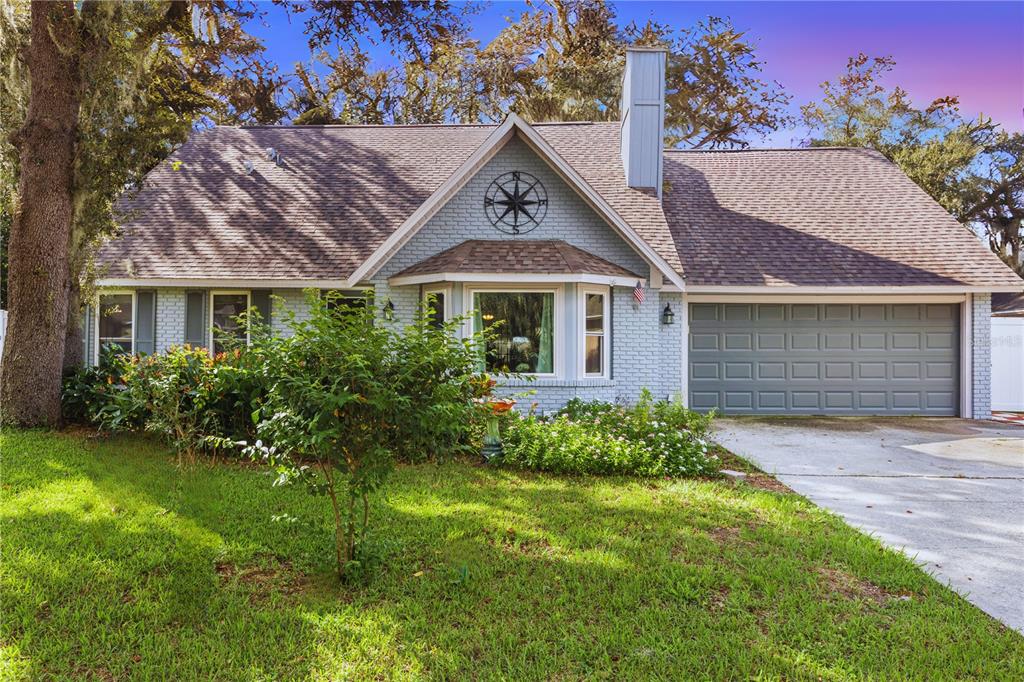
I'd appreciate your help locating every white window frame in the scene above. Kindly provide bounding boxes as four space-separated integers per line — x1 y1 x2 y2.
578 285 610 379
423 284 452 323
320 287 374 305
95 290 136 365
209 290 251 352
464 284 564 378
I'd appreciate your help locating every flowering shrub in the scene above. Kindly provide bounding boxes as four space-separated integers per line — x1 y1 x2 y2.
501 391 718 477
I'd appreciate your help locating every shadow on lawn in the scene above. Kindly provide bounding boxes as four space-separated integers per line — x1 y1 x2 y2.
4 432 1021 679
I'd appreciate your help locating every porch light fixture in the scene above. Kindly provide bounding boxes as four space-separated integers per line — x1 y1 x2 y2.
661 302 675 325
384 300 395 321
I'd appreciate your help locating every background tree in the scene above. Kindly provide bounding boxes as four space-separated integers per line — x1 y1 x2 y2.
292 0 791 148
0 0 470 427
473 0 791 147
802 54 1023 276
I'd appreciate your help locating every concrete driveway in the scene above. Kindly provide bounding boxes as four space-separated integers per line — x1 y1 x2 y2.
713 417 1024 632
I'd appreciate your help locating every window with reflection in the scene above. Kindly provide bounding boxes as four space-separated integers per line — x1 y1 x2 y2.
98 293 133 356
473 291 555 374
211 292 249 354
582 290 607 377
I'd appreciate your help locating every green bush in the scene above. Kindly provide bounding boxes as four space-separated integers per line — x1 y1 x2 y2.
244 291 484 580
61 347 131 425
501 391 718 477
75 342 267 462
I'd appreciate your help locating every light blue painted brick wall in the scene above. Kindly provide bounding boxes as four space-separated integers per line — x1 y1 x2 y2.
972 293 992 420
373 137 649 280
271 288 314 337
156 288 186 350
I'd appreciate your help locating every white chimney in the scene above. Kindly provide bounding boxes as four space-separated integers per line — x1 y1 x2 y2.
620 47 667 197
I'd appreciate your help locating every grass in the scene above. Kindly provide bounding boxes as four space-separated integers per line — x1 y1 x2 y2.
2 430 1022 680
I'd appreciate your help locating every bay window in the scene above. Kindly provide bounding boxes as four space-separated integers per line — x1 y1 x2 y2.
579 287 609 378
471 289 557 375
210 291 250 354
423 285 450 328
97 292 134 360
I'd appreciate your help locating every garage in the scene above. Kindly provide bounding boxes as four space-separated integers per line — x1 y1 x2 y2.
688 303 960 415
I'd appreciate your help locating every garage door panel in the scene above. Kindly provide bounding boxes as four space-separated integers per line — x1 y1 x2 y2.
791 392 820 409
724 334 753 350
926 332 955 350
691 362 719 379
757 333 786 350
691 333 719 351
891 332 922 350
858 392 888 409
791 333 819 350
689 303 958 415
927 392 956 409
858 332 887 350
724 392 753 409
758 362 786 379
690 392 720 410
758 392 786 409
825 362 853 379
724 362 753 379
757 305 785 321
791 362 819 379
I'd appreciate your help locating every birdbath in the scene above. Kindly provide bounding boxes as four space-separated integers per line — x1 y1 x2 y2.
481 398 516 463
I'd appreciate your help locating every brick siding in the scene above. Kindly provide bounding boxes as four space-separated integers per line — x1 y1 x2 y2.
972 293 992 419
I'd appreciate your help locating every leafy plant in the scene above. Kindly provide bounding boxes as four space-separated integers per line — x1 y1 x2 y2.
60 346 132 426
501 391 718 477
245 291 484 581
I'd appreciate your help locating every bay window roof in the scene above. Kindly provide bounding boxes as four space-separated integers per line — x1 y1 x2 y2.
388 240 641 286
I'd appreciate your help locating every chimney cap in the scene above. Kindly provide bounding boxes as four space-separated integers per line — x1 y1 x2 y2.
625 45 669 53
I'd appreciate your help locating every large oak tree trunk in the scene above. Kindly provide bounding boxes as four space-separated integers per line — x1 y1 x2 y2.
0 1 81 427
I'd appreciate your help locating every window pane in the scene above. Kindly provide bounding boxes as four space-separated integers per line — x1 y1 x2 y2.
212 294 248 353
585 335 603 375
99 294 133 354
426 292 445 328
323 289 369 316
475 292 554 374
585 293 604 332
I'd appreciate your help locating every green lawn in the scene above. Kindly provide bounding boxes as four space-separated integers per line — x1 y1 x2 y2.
2 431 1021 680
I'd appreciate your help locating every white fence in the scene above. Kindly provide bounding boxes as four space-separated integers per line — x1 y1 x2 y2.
0 309 6 360
992 317 1024 412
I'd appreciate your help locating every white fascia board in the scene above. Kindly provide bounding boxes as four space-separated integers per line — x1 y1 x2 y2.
388 272 641 288
345 119 518 287
685 285 1023 295
687 293 968 304
97 278 351 289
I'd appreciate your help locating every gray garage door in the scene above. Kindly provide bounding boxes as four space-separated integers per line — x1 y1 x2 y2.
688 303 959 415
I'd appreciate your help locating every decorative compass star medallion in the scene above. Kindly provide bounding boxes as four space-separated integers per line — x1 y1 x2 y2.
484 171 548 234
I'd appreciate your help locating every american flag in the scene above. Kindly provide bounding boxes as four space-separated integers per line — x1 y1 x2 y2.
633 280 645 304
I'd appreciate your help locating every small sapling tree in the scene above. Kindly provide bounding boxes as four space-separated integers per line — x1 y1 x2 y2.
247 291 483 580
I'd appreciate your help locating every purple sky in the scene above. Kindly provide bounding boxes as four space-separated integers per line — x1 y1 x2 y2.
252 1 1023 147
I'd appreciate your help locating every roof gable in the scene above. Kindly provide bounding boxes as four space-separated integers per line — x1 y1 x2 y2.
350 114 684 288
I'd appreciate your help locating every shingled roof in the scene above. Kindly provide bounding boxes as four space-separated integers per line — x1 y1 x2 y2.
662 147 1022 288
97 121 680 283
97 120 1022 290
391 239 640 281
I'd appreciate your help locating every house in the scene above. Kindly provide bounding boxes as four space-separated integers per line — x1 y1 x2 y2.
992 292 1024 318
91 48 1023 419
